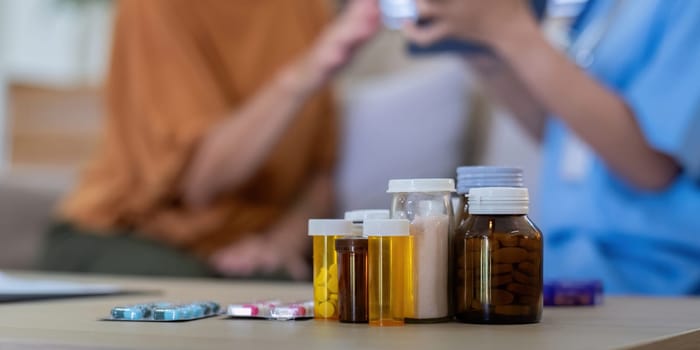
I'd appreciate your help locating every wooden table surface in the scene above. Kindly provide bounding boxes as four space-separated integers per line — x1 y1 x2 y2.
0 272 698 350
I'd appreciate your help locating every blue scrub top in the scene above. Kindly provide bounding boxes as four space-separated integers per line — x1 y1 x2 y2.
540 0 700 295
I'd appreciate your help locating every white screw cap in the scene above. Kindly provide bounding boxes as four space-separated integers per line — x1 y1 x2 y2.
308 220 353 236
468 187 529 215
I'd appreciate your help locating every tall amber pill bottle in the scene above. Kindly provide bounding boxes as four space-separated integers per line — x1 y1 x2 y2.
365 219 411 327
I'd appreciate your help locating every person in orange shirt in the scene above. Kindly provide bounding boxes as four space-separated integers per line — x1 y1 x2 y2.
38 0 380 280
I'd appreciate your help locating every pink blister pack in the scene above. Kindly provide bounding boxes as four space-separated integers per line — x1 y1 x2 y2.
226 300 314 321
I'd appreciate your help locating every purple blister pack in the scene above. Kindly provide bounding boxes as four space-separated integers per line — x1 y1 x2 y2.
544 281 604 307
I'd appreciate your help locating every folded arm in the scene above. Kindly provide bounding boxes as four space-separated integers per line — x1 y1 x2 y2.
406 0 679 191
182 0 379 208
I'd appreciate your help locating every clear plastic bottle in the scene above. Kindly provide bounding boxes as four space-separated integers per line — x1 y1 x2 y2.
388 179 455 322
365 219 411 327
308 219 353 320
454 187 543 324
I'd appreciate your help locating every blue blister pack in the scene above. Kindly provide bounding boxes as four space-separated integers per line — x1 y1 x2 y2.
107 301 221 322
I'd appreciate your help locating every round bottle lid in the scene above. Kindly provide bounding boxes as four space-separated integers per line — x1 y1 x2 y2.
387 179 456 193
457 166 523 175
363 219 410 237
468 187 529 215
308 219 353 236
456 166 524 195
344 210 391 222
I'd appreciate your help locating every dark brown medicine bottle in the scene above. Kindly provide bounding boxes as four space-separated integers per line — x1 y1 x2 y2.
454 187 543 324
335 237 369 323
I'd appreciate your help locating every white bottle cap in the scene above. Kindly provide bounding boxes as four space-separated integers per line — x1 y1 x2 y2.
344 210 391 222
308 219 353 236
468 187 529 215
363 219 410 237
387 179 456 193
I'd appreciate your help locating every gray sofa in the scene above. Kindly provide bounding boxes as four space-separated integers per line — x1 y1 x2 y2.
0 169 74 269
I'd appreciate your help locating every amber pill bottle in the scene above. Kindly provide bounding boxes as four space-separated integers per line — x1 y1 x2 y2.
365 219 411 327
335 237 369 323
308 219 353 320
454 187 543 324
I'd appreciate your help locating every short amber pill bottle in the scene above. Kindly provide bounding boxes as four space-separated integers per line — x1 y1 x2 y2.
335 237 369 323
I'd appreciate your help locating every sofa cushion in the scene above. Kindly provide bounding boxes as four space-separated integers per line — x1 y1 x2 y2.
0 168 74 269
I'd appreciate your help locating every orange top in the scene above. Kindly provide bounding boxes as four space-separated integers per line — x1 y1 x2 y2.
60 0 337 257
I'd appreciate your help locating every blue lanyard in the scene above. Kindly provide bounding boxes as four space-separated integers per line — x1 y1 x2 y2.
568 0 625 69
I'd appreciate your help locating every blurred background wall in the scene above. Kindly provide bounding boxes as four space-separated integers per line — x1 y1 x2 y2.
0 0 9 170
0 0 111 173
2 0 111 87
0 0 114 269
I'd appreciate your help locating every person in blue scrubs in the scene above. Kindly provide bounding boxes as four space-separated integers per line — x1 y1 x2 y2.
405 0 700 295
